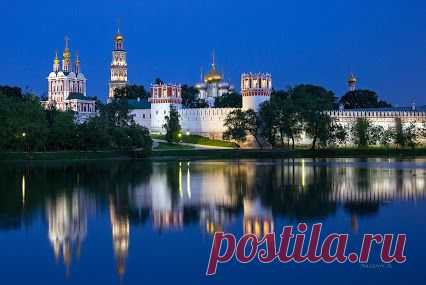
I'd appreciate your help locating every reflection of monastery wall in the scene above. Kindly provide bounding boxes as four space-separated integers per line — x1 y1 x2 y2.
328 166 426 202
42 160 426 277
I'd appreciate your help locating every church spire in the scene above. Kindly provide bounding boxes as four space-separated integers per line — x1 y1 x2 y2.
74 51 80 74
211 49 216 68
114 26 124 50
62 36 71 73
348 73 357 92
53 50 60 73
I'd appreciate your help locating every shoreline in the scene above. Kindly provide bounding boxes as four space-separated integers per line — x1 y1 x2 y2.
1 148 426 162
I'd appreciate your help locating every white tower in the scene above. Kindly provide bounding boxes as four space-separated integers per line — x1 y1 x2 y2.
149 83 182 133
108 29 128 101
241 73 272 112
348 73 357 92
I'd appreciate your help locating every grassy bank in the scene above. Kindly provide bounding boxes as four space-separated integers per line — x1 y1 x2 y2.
151 134 238 148
154 142 194 150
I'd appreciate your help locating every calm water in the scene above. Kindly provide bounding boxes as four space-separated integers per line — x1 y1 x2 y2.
0 158 425 284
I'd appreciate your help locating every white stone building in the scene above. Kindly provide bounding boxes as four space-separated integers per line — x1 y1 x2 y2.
130 71 426 144
130 73 272 139
41 37 96 123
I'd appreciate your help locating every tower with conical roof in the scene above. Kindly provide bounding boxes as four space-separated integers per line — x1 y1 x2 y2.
348 73 357 92
108 28 128 101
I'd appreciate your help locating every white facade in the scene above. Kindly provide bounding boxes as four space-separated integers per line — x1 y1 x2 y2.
241 73 272 112
148 84 183 133
129 72 426 145
108 30 128 101
131 73 269 138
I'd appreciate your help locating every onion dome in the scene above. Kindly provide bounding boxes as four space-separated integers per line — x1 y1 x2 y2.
204 50 223 83
348 73 357 84
204 63 222 83
218 82 230 89
114 30 124 42
195 82 207 90
53 51 60 65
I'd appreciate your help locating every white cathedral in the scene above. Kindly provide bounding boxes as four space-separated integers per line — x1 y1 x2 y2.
41 37 96 123
43 31 426 144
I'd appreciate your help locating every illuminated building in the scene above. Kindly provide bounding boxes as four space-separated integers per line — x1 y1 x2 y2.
108 28 128 101
41 37 96 123
195 52 235 107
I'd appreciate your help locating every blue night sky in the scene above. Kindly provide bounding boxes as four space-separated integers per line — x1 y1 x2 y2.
0 0 425 105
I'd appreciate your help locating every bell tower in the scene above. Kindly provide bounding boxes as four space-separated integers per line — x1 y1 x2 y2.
108 28 128 102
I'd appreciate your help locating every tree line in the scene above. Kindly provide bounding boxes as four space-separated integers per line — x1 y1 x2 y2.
223 85 425 149
0 86 152 152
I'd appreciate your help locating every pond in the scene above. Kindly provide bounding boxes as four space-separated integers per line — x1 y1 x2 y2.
0 158 425 284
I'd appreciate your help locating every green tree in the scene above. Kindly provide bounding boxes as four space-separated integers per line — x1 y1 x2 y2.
404 123 418 149
368 125 385 146
394 118 405 147
353 118 371 147
380 128 395 146
0 88 48 151
101 98 134 127
45 107 77 150
326 122 348 146
244 109 262 147
214 92 242 108
339 89 392 109
223 109 248 143
259 90 302 148
290 84 336 149
114 85 148 100
181 85 198 107
258 101 279 146
163 106 181 143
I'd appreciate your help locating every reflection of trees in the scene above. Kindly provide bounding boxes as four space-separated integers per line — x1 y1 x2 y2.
0 160 153 230
1 158 425 233
224 159 338 221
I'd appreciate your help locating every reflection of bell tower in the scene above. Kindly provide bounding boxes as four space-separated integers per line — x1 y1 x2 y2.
243 199 274 237
110 199 130 278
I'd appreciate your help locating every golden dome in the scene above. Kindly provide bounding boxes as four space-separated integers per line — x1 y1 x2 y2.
348 73 357 83
114 32 124 42
54 51 60 65
204 64 222 83
63 36 71 59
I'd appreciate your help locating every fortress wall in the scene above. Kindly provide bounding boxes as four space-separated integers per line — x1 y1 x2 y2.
131 109 151 129
179 108 238 139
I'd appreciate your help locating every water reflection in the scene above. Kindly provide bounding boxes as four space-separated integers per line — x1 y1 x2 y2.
0 158 425 277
